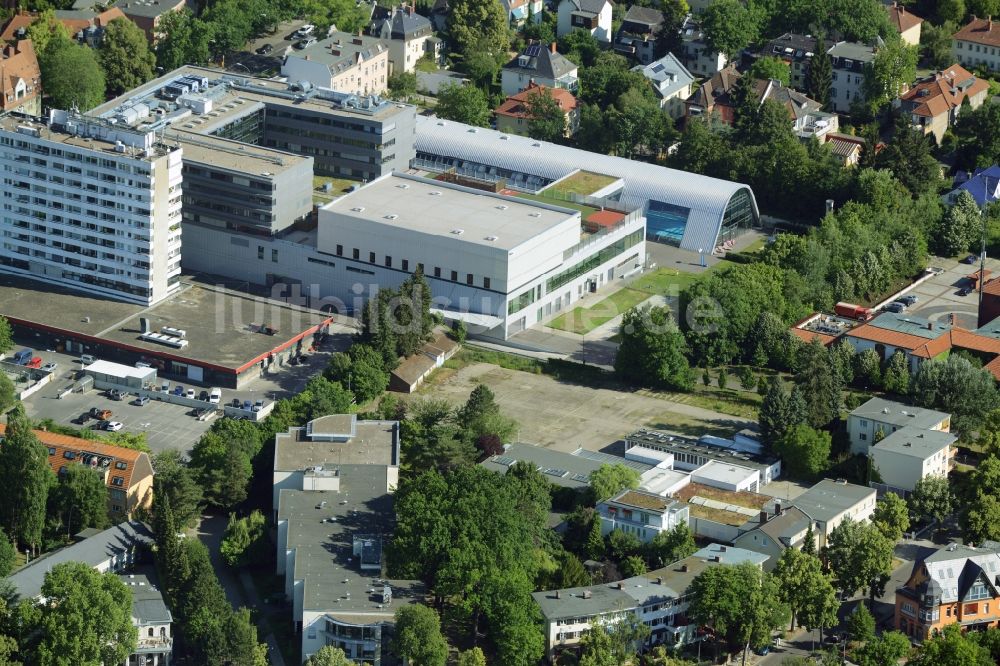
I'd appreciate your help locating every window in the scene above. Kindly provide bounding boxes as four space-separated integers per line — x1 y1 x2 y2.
369 251 375 263
271 249 278 262
451 270 458 281
257 246 264 259
483 276 491 289
336 244 343 256
467 273 473 285
48 447 55 455
385 256 392 267
860 433 867 441
115 461 127 470
352 248 360 260
968 581 991 601
434 267 441 278
402 259 409 271
112 476 124 486
63 451 75 460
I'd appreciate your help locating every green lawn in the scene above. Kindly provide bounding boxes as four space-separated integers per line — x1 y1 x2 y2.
548 288 651 334
513 191 601 218
629 267 703 296
544 171 617 197
312 176 359 204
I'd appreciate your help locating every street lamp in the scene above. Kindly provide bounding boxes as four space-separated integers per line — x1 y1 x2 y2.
231 62 252 74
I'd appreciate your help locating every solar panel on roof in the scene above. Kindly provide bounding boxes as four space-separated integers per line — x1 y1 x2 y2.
494 456 516 466
570 474 590 483
524 43 542 58
544 468 568 477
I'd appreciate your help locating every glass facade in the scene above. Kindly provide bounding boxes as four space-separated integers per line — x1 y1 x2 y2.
645 199 690 245
718 188 756 243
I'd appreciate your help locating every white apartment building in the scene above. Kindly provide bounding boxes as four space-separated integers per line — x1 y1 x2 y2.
0 110 182 305
953 17 1000 73
281 33 390 96
870 426 956 493
847 397 951 456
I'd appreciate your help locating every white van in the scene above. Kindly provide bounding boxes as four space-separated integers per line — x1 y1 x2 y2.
80 354 96 365
209 388 222 404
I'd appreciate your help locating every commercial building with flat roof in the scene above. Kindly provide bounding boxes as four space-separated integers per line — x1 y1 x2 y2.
533 543 768 660
625 430 781 484
0 110 183 305
597 489 690 543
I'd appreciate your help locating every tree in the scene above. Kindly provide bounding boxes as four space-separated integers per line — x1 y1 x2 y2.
447 0 509 65
393 605 448 666
749 56 791 86
589 464 640 503
387 71 418 101
701 0 760 60
934 190 981 257
38 40 106 111
154 9 211 70
578 616 650 666
808 37 832 108
304 646 353 666
0 316 11 357
585 516 606 560
35 562 137 666
644 521 696 568
189 431 254 510
961 456 1000 542
772 547 838 633
621 555 647 577
825 519 894 601
758 377 806 443
615 305 694 390
51 463 109 537
220 510 266 567
846 602 875 644
876 114 941 197
855 348 882 387
911 354 1000 432
608 528 642 561
881 350 911 394
0 372 15 417
224 607 268 666
344 345 389 405
654 0 689 59
794 339 841 428
525 86 568 143
773 424 831 479
862 38 917 114
854 630 912 666
25 10 71 56
435 83 491 126
0 528 14 579
457 647 487 666
0 404 50 553
907 623 988 665
872 492 910 542
152 450 203 528
98 18 155 97
687 563 789 658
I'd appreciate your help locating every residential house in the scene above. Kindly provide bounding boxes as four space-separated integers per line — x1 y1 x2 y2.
895 542 1000 639
556 0 613 44
898 64 988 144
760 32 818 91
121 573 173 666
614 4 663 65
733 504 814 571
501 41 578 96
827 40 878 113
0 424 155 519
679 14 727 76
870 426 956 493
824 132 866 166
953 16 1000 73
945 165 1000 208
118 0 187 42
533 544 768 660
0 39 41 116
0 7 128 46
495 82 580 137
888 2 924 46
684 63 741 123
755 78 838 140
368 4 435 74
847 397 951 456
633 52 694 118
281 32 390 96
597 488 690 543
500 0 544 25
7 522 154 601
786 478 876 548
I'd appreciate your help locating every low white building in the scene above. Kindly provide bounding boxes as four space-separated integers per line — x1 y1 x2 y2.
679 15 728 77
532 544 768 660
597 489 690 543
690 460 759 493
368 5 435 74
556 0 613 43
847 397 951 456
870 426 956 493
625 430 781 485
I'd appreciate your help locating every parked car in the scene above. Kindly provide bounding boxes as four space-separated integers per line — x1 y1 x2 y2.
74 412 92 425
161 382 170 392
25 357 42 369
104 421 124 432
109 389 126 401
885 301 906 313
294 23 315 37
134 395 150 406
294 37 316 49
12 348 32 365
210 388 222 404
90 407 112 420
186 388 196 399
41 362 57 372
80 354 96 365
963 253 979 264
256 43 273 55
243 400 253 411
899 294 919 306
231 398 242 408
173 385 184 396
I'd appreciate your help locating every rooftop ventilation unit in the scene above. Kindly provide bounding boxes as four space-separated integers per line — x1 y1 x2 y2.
396 183 410 189
496 205 508 210
384 214 398 220
429 191 441 196
450 229 464 235
485 235 498 241
351 207 365 212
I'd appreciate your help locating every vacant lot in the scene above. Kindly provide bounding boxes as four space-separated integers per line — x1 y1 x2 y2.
418 362 753 452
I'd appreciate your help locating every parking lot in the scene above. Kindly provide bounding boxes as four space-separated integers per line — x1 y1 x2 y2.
892 254 1000 327
227 19 312 76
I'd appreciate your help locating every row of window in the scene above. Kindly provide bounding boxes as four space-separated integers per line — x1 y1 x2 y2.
333 245 493 289
957 41 1000 57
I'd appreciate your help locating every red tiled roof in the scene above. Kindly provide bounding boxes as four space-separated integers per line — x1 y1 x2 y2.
495 81 577 119
0 8 127 42
900 64 988 118
0 40 40 112
954 17 1000 48
888 4 923 33
983 276 1000 297
0 424 147 492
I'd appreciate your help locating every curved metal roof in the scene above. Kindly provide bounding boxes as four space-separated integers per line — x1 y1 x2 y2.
413 115 759 251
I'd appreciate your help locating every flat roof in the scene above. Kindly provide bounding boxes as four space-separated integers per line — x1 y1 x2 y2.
692 460 759 484
866 312 951 340
322 173 579 251
639 468 689 495
608 489 679 514
0 273 339 373
791 479 874 523
84 359 157 380
0 114 171 161
277 469 424 614
274 420 398 471
850 397 950 430
168 129 309 175
480 442 608 488
872 425 956 458
625 431 778 471
570 448 654 472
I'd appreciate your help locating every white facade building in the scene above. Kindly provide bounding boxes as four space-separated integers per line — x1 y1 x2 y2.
597 489 690 543
847 397 951 456
790 478 876 547
870 427 956 493
557 0 613 43
0 110 183 305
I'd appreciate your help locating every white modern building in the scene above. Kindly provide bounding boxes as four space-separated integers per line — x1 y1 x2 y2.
827 40 878 113
690 460 759 493
870 426 956 493
316 172 645 338
597 489 690 543
789 478 876 548
0 110 183 305
532 544 768 660
847 397 951 456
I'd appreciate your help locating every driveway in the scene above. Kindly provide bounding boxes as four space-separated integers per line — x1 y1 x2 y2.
901 255 1000 327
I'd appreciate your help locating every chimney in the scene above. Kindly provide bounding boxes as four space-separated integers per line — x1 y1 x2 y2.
655 576 663 585
720 545 727 552
555 590 560 599
550 41 557 54
760 510 768 525
927 321 933 330
582 590 592 599
617 582 624 590
711 555 721 562
680 564 688 572
774 501 782 516
409 4 414 15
